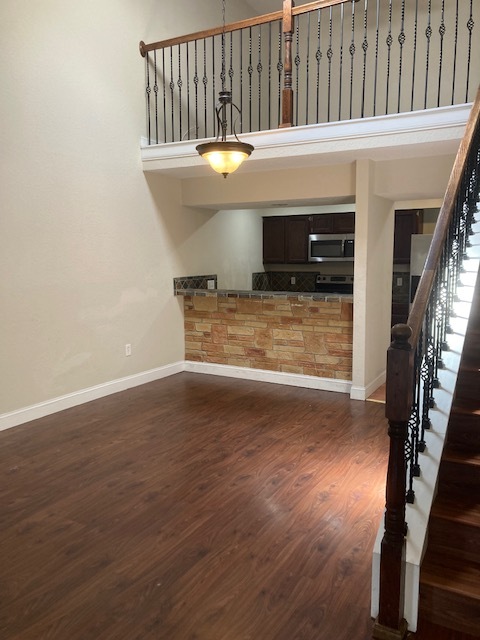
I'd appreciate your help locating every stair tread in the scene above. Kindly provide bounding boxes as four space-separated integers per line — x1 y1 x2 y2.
451 399 480 416
421 553 480 599
443 445 480 466
431 493 480 527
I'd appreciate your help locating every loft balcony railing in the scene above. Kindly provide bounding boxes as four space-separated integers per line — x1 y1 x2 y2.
140 0 478 146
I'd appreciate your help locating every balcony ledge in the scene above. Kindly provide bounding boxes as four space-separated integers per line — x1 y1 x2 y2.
141 103 471 179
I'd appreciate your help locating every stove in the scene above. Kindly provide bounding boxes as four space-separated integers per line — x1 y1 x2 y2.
315 274 354 295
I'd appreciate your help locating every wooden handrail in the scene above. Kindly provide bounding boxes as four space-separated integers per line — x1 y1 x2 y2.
406 86 480 348
374 86 480 640
139 0 358 56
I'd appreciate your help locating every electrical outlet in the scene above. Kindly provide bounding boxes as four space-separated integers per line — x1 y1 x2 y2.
290 276 296 285
207 279 215 290
396 277 403 286
125 343 132 356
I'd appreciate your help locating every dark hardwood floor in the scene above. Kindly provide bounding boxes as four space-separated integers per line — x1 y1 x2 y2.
0 373 391 639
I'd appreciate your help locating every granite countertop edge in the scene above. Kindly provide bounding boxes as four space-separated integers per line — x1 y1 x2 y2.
175 288 353 302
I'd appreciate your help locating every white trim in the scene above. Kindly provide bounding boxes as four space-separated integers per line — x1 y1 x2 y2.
0 361 354 432
184 360 352 394
0 362 185 432
350 370 386 401
140 104 471 177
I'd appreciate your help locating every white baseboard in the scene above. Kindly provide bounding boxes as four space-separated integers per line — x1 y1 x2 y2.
350 370 386 401
184 360 352 394
0 362 185 432
0 360 354 432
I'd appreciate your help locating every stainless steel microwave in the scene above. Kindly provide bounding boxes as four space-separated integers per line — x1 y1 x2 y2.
308 233 355 262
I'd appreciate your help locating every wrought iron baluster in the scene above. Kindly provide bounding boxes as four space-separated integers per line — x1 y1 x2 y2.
406 334 422 504
424 0 432 109
385 0 393 114
420 306 436 460
338 3 345 121
452 0 459 105
248 27 253 132
306 12 311 125
361 0 368 118
203 39 208 139
373 0 380 116
145 52 151 144
177 44 183 140
212 36 216 136
397 0 406 113
437 0 446 107
186 44 190 140
349 0 355 120
258 27 263 131
229 32 234 136
411 0 419 111
194 42 199 139
154 51 159 144
277 23 283 128
434 256 446 374
162 49 167 143
316 9 322 123
327 7 333 122
240 30 244 133
268 23 272 131
466 0 474 102
169 47 175 142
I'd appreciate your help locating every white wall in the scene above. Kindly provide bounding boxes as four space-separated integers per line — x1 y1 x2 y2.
352 160 394 399
0 0 255 416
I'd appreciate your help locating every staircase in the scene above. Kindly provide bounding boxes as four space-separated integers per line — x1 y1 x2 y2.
418 221 480 637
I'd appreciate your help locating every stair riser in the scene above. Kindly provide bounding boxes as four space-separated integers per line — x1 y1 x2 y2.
438 460 480 499
428 518 480 564
453 376 480 401
419 585 480 637
447 415 480 450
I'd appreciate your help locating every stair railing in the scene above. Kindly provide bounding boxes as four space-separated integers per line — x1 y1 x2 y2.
373 85 480 640
139 0 478 145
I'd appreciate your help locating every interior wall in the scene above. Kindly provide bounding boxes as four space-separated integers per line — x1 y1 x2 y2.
352 160 394 399
0 0 255 416
173 207 264 290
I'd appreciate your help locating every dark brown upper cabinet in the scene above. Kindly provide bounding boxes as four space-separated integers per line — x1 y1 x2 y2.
263 212 355 264
393 210 423 264
263 216 286 263
285 216 309 263
308 213 355 234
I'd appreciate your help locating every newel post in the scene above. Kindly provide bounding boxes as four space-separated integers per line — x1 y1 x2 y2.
373 324 413 640
280 0 294 128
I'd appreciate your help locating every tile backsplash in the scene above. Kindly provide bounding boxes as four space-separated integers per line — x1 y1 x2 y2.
174 274 217 292
252 271 317 292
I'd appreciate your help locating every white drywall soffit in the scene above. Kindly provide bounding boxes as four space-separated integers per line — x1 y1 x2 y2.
141 104 470 178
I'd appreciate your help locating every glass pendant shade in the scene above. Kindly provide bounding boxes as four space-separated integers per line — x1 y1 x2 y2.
196 140 254 178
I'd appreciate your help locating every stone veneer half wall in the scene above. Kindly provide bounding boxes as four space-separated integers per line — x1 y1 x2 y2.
183 294 353 379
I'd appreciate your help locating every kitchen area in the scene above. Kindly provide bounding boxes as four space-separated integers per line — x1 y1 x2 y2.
175 210 356 388
174 204 437 391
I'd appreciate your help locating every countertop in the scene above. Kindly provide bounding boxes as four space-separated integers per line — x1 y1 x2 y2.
175 288 353 302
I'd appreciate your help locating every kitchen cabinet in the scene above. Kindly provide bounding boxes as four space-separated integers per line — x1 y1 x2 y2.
309 213 355 234
263 212 355 264
393 210 423 263
263 217 285 263
285 216 309 263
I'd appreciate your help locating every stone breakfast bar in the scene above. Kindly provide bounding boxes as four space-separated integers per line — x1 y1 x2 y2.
175 286 353 382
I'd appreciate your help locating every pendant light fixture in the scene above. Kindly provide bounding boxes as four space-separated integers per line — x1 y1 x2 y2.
196 0 254 178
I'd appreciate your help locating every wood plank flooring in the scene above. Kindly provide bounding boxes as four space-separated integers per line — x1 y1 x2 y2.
0 373 392 639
